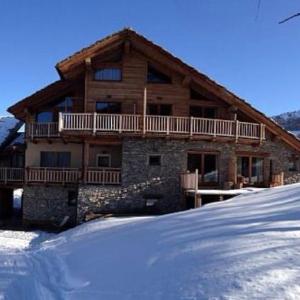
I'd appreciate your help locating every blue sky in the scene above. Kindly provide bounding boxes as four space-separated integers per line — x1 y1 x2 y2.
1 0 300 116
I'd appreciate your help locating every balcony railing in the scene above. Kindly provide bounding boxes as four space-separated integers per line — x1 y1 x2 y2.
0 168 24 184
58 113 265 140
27 122 60 138
0 167 121 185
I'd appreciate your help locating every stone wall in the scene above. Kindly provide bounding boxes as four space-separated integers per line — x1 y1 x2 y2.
23 186 77 227
77 137 300 223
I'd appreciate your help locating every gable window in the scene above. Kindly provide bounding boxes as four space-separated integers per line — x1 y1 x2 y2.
187 153 219 184
40 152 71 168
36 112 53 123
147 65 171 84
190 106 216 119
94 68 122 81
237 156 264 185
97 154 111 168
56 97 73 113
147 104 172 116
148 155 161 166
96 102 121 114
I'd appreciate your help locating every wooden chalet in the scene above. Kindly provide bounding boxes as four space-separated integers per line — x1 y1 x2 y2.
3 28 300 227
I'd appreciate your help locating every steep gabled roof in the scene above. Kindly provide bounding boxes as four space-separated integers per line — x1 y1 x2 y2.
8 28 300 151
8 80 75 119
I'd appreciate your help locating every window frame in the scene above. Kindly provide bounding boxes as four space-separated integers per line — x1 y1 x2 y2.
94 67 122 82
148 154 162 166
147 65 172 84
147 103 173 116
40 151 71 168
237 155 265 185
96 154 111 168
187 151 219 185
95 101 122 114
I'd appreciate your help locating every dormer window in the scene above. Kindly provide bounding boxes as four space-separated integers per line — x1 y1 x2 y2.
147 65 171 84
94 68 122 81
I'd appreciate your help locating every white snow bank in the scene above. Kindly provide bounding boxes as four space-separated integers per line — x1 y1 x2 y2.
42 184 300 299
2 184 300 299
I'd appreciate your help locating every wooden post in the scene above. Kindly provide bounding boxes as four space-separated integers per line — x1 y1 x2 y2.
58 112 63 132
143 87 147 135
82 141 90 184
84 58 92 113
260 124 264 142
93 112 97 135
194 168 199 207
190 116 194 137
235 120 239 142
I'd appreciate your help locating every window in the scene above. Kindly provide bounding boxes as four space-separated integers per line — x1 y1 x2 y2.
56 97 73 113
190 106 216 118
237 156 264 185
68 191 77 207
187 153 219 184
148 155 161 166
96 102 121 114
147 65 171 83
94 68 122 81
97 154 111 168
40 152 71 168
147 104 172 116
36 111 53 123
288 158 298 172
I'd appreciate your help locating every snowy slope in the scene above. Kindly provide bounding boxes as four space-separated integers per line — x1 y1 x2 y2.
1 184 300 299
273 110 300 136
0 116 21 147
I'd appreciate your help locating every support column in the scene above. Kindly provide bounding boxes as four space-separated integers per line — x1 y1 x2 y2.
228 155 237 188
84 58 92 113
82 141 90 184
142 86 147 135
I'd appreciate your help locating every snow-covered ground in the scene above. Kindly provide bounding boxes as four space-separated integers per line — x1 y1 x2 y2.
1 184 300 299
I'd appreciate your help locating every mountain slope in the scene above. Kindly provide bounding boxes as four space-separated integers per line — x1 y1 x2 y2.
273 110 300 137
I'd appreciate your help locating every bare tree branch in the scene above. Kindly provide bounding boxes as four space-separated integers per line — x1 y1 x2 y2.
279 12 300 24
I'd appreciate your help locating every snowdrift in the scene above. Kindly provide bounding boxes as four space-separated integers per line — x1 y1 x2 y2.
3 183 300 299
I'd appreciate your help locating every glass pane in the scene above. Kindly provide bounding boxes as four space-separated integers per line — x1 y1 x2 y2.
203 108 216 119
36 112 53 123
187 154 201 172
251 157 264 184
147 66 171 83
237 156 250 183
40 152 70 168
98 156 110 167
160 104 172 116
96 102 121 114
56 97 73 112
94 68 122 81
147 104 159 115
149 155 161 166
189 106 203 117
204 154 218 182
57 152 71 168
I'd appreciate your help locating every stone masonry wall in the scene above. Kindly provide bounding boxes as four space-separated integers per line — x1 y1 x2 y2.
23 186 77 226
77 137 300 223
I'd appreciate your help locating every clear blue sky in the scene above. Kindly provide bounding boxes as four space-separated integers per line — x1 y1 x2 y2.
1 0 300 117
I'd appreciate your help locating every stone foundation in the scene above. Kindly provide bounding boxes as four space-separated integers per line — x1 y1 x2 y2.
77 137 300 222
23 186 77 227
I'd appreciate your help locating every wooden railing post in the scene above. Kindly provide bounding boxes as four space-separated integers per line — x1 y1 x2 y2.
213 119 217 137
190 117 194 137
166 116 170 135
235 120 239 142
93 112 97 135
58 112 63 132
119 114 123 133
260 123 264 142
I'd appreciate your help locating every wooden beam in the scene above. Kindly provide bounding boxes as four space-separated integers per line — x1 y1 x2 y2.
143 87 147 135
84 58 92 113
182 75 191 88
124 40 131 54
82 141 89 184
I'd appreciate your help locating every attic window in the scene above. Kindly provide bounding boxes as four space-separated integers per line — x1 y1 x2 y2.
190 88 205 100
147 65 171 84
94 68 122 81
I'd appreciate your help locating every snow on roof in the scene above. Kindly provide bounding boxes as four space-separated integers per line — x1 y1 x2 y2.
0 116 21 147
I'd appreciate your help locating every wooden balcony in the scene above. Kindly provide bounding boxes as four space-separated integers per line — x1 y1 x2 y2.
0 168 24 184
27 122 60 138
0 167 121 185
58 113 266 140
